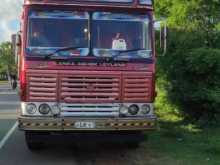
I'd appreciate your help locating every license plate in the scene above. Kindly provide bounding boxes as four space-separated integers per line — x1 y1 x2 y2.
74 122 95 129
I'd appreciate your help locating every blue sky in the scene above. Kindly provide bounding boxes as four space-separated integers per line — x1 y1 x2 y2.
0 0 23 43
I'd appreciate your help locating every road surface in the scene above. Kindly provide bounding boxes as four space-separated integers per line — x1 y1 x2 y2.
0 83 153 165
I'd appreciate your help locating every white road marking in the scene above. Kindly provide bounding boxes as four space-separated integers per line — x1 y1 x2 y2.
0 122 18 150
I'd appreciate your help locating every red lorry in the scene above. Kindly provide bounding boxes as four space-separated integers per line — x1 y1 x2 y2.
14 0 157 150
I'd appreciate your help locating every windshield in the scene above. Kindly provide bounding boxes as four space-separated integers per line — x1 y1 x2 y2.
26 10 151 59
92 12 151 58
27 11 89 56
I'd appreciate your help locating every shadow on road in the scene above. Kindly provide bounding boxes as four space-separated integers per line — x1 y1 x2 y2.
30 133 151 165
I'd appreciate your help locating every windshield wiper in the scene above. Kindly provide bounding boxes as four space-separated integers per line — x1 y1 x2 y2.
44 46 84 59
111 48 152 60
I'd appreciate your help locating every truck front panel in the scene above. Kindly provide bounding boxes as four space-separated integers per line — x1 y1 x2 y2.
18 0 157 132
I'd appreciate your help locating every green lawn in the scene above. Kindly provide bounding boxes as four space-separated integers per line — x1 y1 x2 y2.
143 122 220 165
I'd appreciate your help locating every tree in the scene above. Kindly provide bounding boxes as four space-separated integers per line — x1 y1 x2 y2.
155 0 220 48
155 0 220 124
0 42 16 80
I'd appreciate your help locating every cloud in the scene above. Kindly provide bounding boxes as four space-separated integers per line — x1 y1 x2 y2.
0 0 23 43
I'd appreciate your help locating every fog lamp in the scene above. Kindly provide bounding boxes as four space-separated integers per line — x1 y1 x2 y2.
39 104 51 115
128 104 139 115
26 103 37 114
141 104 151 114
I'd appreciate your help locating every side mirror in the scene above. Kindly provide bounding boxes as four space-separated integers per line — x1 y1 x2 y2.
160 23 167 55
11 33 21 63
154 21 168 56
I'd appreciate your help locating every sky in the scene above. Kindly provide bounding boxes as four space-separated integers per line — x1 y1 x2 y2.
0 0 23 43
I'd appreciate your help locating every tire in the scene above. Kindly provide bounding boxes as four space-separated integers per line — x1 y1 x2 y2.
25 131 45 151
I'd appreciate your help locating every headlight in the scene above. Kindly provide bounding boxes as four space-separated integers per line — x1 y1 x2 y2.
51 104 60 115
128 104 139 115
120 105 128 115
141 104 151 114
39 104 51 115
26 103 37 114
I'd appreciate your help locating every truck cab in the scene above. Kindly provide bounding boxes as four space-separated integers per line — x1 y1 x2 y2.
16 0 157 149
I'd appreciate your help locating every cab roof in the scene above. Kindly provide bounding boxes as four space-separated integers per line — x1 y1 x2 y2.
24 0 153 10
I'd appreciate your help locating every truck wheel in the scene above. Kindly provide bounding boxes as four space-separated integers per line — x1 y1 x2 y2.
25 131 45 151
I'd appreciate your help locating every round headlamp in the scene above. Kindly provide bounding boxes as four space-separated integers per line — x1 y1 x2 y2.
120 105 128 115
51 104 60 115
39 104 51 115
128 104 139 115
26 103 37 114
141 104 151 114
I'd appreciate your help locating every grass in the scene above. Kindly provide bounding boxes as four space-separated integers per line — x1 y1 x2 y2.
138 79 220 165
144 122 220 165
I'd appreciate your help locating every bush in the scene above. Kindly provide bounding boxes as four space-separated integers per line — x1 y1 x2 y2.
158 47 220 123
183 48 220 118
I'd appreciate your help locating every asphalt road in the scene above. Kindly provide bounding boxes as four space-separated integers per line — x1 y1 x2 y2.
0 83 151 165
0 83 19 119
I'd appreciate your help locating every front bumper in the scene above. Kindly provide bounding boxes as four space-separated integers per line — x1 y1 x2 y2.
18 116 157 131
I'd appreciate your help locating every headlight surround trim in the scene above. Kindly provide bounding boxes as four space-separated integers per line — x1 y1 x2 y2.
120 103 153 117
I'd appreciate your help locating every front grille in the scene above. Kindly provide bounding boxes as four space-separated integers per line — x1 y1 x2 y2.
60 74 120 103
123 73 152 102
26 70 152 103
27 74 57 102
60 103 120 117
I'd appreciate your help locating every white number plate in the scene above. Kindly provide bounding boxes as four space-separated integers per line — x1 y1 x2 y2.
74 122 96 129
